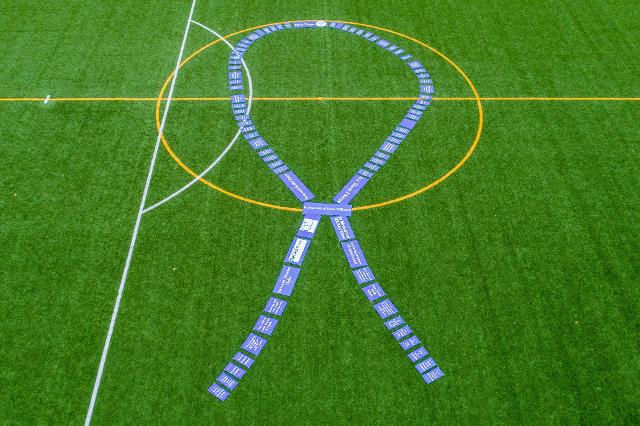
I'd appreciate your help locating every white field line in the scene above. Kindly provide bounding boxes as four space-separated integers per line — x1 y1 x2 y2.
44 95 50 104
142 19 254 214
83 0 197 424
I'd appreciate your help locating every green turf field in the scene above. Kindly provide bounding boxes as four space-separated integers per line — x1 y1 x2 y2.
1 1 639 424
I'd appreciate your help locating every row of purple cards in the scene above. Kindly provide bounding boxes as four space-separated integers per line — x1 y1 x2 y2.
210 21 440 402
209 215 324 401
227 20 434 206
332 215 444 384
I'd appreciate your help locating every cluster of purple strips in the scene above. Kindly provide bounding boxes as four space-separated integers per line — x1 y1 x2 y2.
208 20 441 402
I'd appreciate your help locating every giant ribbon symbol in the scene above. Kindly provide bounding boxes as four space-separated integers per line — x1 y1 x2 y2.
208 20 444 401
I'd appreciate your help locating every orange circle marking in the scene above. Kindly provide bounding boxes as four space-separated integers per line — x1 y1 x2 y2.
156 20 483 213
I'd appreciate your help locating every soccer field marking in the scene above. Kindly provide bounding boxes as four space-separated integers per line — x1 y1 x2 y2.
84 1 197 424
142 19 255 214
2 96 640 102
154 19 483 214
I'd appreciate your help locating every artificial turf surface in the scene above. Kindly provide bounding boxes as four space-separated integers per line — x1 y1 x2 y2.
1 0 639 424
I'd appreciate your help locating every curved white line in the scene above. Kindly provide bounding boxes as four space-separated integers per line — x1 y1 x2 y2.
142 19 254 214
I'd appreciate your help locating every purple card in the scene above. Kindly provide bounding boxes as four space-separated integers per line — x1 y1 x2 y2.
268 160 284 169
249 137 267 149
224 362 246 379
279 172 315 202
407 346 428 362
384 316 405 330
373 299 398 319
370 156 386 166
333 174 369 204
231 94 245 103
374 151 390 160
262 154 278 162
217 372 238 390
284 238 310 266
408 60 423 69
362 283 386 301
400 118 417 129
353 266 375 284
303 202 352 217
341 240 367 268
273 265 301 296
297 215 321 238
392 325 412 340
331 216 355 241
400 53 412 61
400 336 421 350
233 351 254 368
241 333 267 356
415 357 437 373
380 142 398 154
358 169 374 179
420 85 434 94
253 315 278 336
208 383 230 401
264 297 287 316
258 148 273 157
273 165 289 175
364 162 380 172
243 131 259 141
422 367 444 384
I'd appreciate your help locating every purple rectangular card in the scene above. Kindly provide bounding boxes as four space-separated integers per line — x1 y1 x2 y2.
407 346 428 362
392 325 413 340
400 336 421 350
279 172 315 202
273 265 301 295
233 351 254 368
253 315 278 336
400 118 417 129
303 202 352 217
353 266 375 284
423 367 444 384
331 216 355 241
375 151 390 160
249 137 267 149
415 357 437 373
268 160 284 169
384 316 405 330
241 333 267 356
224 362 246 379
297 215 321 238
373 299 398 319
380 142 398 154
333 174 369 204
264 297 287 316
364 162 380 172
358 169 374 179
362 283 386 301
341 240 367 268
231 94 245 103
370 156 386 166
285 238 310 266
217 372 238 390
273 165 289 175
408 60 423 69
258 148 273 157
208 383 230 401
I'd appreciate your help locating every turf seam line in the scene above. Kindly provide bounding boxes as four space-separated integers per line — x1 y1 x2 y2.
83 1 197 424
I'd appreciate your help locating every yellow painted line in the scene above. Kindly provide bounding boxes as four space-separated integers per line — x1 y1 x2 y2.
1 96 640 102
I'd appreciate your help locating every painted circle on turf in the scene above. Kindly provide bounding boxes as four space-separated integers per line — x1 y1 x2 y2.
156 20 484 213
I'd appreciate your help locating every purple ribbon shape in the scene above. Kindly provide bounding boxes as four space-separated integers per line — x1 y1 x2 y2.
208 20 442 401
